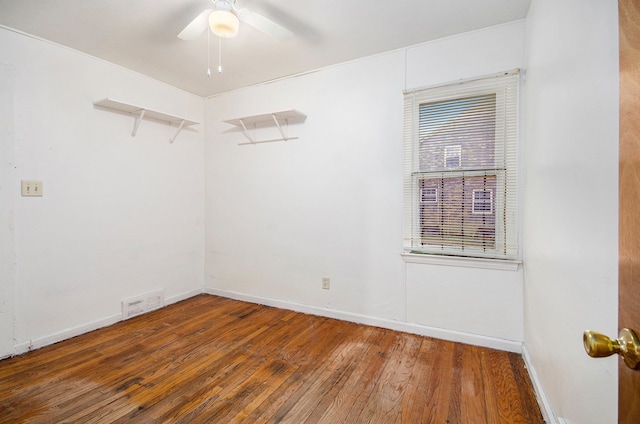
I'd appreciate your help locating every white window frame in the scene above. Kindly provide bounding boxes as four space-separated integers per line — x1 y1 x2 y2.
403 70 520 260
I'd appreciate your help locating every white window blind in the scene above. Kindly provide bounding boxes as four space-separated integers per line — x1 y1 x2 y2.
403 71 520 259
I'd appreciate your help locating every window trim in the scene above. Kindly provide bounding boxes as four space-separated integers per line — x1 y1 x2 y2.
400 252 521 271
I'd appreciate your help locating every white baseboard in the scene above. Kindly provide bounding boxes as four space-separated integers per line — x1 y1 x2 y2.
12 287 206 357
204 287 523 353
14 313 122 355
167 288 203 305
522 345 557 424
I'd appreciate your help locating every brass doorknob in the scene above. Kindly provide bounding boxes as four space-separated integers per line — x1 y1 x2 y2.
583 328 640 370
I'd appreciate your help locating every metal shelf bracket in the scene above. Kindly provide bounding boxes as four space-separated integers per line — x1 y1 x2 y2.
170 120 186 144
132 109 146 137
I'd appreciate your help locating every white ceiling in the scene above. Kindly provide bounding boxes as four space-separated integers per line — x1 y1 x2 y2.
0 0 531 97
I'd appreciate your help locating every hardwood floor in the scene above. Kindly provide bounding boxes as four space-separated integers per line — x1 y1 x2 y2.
0 295 543 423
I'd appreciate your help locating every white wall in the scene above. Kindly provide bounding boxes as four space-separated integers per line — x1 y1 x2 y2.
523 1 619 423
0 28 206 354
204 21 527 350
0 63 16 357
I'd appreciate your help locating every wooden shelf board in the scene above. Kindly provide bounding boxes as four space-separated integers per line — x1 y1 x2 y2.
94 98 199 127
223 109 306 127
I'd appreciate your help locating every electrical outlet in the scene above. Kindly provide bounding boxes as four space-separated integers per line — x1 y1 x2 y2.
21 180 43 197
322 277 330 290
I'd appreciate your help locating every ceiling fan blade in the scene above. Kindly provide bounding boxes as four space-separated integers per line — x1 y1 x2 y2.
178 9 213 40
236 8 293 41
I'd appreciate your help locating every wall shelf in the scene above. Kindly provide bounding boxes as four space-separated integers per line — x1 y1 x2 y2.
93 98 199 143
224 109 306 145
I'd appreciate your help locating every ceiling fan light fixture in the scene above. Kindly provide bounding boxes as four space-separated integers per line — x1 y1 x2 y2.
209 9 239 38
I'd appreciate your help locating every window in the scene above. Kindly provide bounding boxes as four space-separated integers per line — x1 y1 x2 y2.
403 71 519 259
421 187 437 203
472 189 493 215
444 145 462 168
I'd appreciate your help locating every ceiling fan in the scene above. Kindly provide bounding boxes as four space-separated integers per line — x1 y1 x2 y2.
178 0 293 41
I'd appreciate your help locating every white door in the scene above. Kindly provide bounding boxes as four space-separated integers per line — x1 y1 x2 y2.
0 63 15 358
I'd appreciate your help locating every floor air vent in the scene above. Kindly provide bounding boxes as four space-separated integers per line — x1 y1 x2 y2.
122 290 165 319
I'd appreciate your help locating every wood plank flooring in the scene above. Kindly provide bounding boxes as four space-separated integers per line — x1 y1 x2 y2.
0 295 543 423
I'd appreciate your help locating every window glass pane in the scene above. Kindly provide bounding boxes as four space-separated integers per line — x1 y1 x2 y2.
419 175 496 249
418 95 496 172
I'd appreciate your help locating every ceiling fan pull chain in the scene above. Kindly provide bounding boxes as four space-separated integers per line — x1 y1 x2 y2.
207 29 212 77
218 37 223 73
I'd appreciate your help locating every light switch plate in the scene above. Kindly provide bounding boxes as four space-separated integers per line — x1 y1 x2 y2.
21 180 43 197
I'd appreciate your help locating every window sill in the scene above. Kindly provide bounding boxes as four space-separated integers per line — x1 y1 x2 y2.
400 252 521 271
